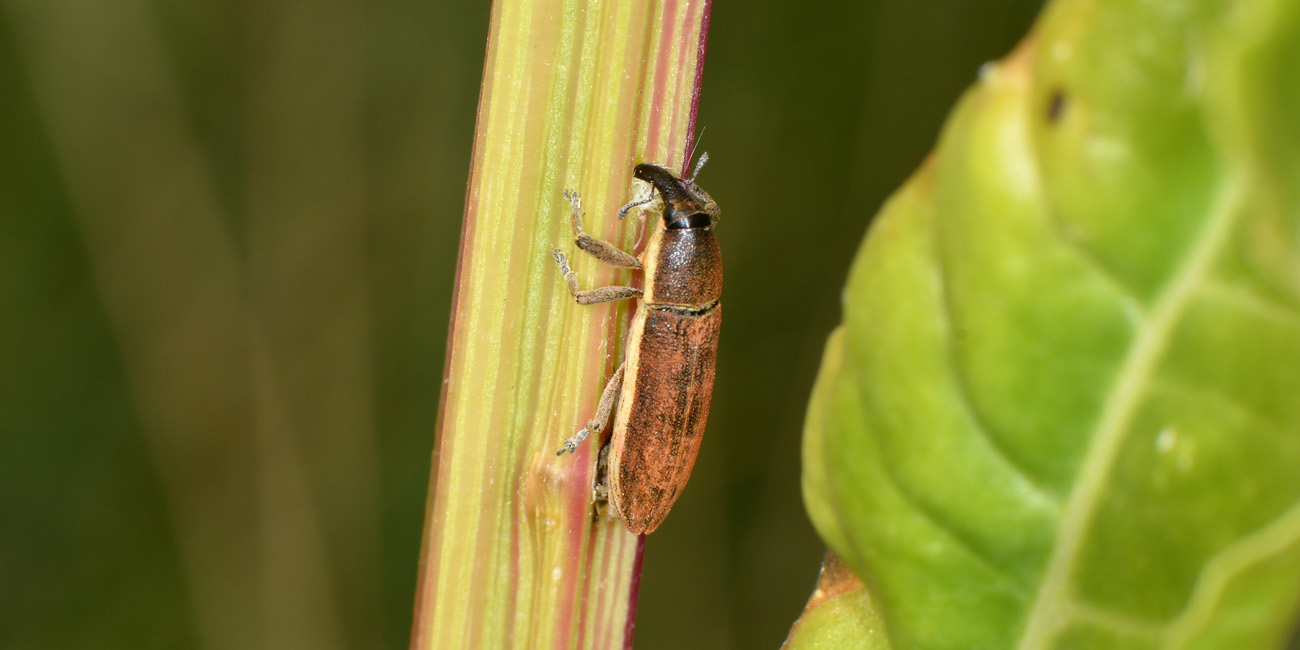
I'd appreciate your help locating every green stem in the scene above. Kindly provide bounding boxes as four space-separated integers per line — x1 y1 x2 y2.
410 1 711 649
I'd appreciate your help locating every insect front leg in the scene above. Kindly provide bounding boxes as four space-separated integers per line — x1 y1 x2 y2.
564 189 642 269
557 363 625 456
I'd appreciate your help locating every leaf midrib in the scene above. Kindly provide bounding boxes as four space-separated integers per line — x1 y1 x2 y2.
1017 175 1244 649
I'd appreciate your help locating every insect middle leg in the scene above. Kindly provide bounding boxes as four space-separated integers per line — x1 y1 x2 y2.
552 190 644 305
558 363 625 455
552 250 642 305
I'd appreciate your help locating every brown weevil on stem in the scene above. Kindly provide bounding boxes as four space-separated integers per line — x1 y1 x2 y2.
553 154 721 535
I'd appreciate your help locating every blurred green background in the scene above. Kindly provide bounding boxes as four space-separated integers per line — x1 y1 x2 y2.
0 1 1041 648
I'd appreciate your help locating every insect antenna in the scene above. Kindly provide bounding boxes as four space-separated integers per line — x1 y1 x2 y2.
688 151 709 183
617 193 656 220
685 127 707 181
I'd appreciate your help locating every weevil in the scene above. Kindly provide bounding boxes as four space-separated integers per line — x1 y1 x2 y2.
552 154 721 535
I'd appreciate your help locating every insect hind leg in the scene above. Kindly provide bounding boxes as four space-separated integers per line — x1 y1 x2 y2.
558 363 625 455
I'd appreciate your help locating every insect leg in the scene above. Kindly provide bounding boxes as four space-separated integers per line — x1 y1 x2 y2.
552 250 642 305
593 443 610 501
564 189 642 269
556 364 626 454
557 363 626 455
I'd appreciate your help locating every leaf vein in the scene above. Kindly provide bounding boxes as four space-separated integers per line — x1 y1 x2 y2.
1017 176 1245 649
1161 495 1300 647
1043 214 1148 318
1201 279 1300 329
1065 600 1166 640
1148 376 1297 446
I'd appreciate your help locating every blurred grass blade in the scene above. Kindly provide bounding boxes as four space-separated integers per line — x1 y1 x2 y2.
4 1 270 647
7 1 381 647
802 0 1300 647
409 1 712 649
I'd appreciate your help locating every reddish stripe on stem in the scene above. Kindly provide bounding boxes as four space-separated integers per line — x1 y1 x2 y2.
622 535 647 649
682 0 711 172
644 0 678 158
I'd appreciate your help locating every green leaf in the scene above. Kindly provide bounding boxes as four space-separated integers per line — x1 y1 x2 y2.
801 0 1300 647
782 552 893 650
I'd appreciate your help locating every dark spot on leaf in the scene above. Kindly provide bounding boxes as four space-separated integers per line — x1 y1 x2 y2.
1047 89 1068 124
